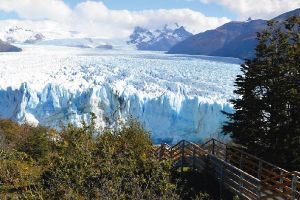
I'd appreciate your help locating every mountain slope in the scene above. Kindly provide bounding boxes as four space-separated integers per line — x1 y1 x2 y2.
273 8 300 21
127 24 193 51
1 26 46 44
212 20 266 58
168 8 300 59
0 40 22 52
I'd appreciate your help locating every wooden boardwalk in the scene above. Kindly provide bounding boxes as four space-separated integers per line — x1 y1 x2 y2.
156 139 300 200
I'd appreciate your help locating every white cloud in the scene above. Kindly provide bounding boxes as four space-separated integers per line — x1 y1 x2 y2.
0 0 230 39
200 0 300 20
70 1 230 38
0 0 71 21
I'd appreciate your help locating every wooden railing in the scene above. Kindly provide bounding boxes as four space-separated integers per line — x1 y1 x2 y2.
155 139 300 200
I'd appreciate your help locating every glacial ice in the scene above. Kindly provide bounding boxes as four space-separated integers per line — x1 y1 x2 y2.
0 45 242 143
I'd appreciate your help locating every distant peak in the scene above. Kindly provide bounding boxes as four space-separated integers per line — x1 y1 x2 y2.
8 26 23 32
128 24 192 51
246 17 252 22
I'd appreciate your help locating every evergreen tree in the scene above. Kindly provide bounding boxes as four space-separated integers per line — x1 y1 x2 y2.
223 17 300 171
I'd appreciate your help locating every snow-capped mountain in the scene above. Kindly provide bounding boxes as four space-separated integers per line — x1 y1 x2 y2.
0 23 90 45
0 26 46 44
127 24 193 51
0 45 241 143
0 25 119 49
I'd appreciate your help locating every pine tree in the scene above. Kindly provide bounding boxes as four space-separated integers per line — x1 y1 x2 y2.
223 17 300 170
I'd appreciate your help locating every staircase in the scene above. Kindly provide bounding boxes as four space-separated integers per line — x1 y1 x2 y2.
155 139 300 200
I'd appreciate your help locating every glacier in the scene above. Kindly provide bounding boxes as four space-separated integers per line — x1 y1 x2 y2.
0 45 242 143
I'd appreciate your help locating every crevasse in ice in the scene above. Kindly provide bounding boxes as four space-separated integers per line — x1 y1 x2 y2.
0 45 242 143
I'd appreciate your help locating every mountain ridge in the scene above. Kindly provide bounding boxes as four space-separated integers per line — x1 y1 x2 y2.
0 39 22 52
168 8 300 59
1 26 46 44
127 24 193 51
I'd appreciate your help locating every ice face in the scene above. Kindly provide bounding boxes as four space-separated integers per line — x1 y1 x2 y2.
0 45 242 143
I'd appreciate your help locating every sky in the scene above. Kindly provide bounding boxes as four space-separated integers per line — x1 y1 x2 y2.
0 0 299 39
64 0 237 18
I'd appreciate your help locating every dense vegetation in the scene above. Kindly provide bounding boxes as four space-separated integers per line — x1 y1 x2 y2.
1 118 226 199
223 16 300 171
0 118 179 199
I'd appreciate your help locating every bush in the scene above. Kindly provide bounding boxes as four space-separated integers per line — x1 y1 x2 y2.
0 119 179 199
18 126 51 161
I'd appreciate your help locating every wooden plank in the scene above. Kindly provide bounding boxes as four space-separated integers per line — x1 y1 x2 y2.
159 140 299 200
172 148 181 154
172 151 182 158
184 149 193 156
263 175 292 186
261 168 282 178
262 180 293 192
261 182 292 199
189 145 207 154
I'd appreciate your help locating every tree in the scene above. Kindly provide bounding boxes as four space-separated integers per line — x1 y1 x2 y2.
18 126 50 161
40 120 178 200
0 150 43 199
223 17 300 170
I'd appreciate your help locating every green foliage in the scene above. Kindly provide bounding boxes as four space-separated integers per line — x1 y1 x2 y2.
19 126 50 161
0 119 179 199
194 192 211 200
223 17 300 170
232 195 240 200
0 149 43 199
0 119 28 149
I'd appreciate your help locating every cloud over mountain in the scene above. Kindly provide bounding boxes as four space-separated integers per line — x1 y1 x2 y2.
0 0 230 39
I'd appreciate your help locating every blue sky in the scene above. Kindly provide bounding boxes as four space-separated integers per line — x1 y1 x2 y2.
0 0 299 21
0 0 237 20
0 10 19 20
64 0 237 19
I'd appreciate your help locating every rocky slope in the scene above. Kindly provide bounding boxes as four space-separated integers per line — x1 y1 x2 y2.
0 40 22 52
127 24 193 51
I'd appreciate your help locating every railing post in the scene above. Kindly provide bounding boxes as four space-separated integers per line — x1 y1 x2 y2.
212 139 215 155
192 144 195 172
181 141 185 173
292 173 298 200
240 153 243 171
239 171 244 195
258 160 262 180
256 180 261 200
219 161 224 199
225 145 228 162
239 153 244 196
279 171 283 192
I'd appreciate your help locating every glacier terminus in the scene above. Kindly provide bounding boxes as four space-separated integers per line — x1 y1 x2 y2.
0 45 241 143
